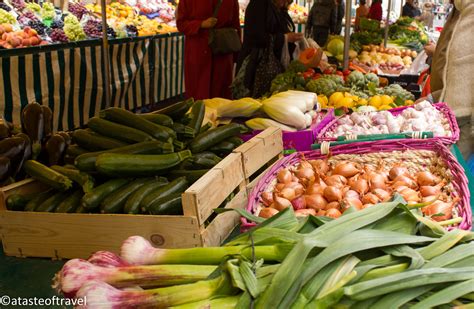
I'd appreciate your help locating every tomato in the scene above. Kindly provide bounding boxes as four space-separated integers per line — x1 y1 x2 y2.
323 68 334 75
343 69 351 76
303 72 313 79
335 71 344 77
312 73 322 80
305 68 316 75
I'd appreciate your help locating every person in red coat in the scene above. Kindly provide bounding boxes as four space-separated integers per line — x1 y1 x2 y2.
177 0 241 100
368 0 383 21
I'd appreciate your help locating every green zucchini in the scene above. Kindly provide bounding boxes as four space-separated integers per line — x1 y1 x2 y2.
24 160 73 191
153 98 194 120
192 152 222 163
36 191 70 212
199 123 212 134
75 141 174 172
24 190 53 212
141 177 188 212
168 169 209 184
75 205 88 213
88 117 155 144
190 157 218 169
82 178 129 210
6 194 33 211
173 140 186 151
100 108 176 141
138 113 174 128
73 129 128 151
188 100 205 134
95 151 192 177
189 123 241 153
124 178 169 214
227 136 244 147
66 145 89 157
172 123 195 139
100 178 152 214
209 140 236 156
55 190 83 213
148 193 183 215
51 165 95 193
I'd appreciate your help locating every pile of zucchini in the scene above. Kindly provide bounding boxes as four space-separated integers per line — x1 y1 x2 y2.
6 99 247 216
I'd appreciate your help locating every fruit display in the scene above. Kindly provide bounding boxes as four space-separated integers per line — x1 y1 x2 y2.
288 3 308 24
0 8 15 24
324 36 358 63
322 101 452 137
352 44 418 75
54 206 474 307
254 151 461 225
125 0 176 24
0 25 46 49
4 100 250 215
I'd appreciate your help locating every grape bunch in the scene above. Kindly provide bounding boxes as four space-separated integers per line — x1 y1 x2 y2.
126 25 138 37
106 26 116 38
51 19 64 29
0 3 11 12
41 2 55 20
0 8 16 24
68 2 87 20
10 0 25 10
83 19 102 38
18 11 39 25
29 20 48 35
63 14 86 41
49 28 68 43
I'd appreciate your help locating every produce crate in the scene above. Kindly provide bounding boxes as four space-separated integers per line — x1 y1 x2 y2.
378 73 420 89
240 110 334 151
243 139 471 231
316 102 459 145
0 128 283 259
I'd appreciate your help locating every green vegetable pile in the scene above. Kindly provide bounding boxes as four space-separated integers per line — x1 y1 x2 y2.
6 100 247 216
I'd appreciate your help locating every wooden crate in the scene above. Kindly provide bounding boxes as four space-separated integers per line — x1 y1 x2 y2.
0 128 283 259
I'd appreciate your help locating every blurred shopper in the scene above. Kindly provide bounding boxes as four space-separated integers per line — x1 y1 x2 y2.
418 2 435 29
306 0 337 46
402 0 421 17
234 0 303 98
421 0 474 158
355 0 370 31
368 0 383 21
334 0 345 35
177 0 240 100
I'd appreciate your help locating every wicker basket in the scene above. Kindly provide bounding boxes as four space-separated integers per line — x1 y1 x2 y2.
242 139 471 231
316 103 460 145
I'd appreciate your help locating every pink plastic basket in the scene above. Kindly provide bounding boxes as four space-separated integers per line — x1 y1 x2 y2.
240 110 334 151
316 103 460 145
242 139 471 231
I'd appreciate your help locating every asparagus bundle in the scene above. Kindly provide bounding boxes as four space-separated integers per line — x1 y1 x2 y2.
54 194 474 308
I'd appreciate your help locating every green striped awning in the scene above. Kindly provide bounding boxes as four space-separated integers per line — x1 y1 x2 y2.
0 34 185 131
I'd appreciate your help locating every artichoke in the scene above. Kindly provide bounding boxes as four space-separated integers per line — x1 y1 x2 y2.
346 71 366 89
306 78 337 97
364 73 380 87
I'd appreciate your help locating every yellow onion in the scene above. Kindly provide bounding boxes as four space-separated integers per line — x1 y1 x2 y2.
261 192 273 207
299 161 313 170
422 195 439 203
341 197 363 211
393 185 408 193
349 177 369 195
372 188 392 202
345 190 360 199
259 207 279 218
307 183 324 195
325 201 340 210
389 165 409 180
295 208 316 217
280 188 296 201
305 194 328 210
332 161 360 178
392 175 417 189
323 186 342 202
295 167 315 181
368 173 388 190
325 175 348 188
326 208 342 219
309 159 329 174
273 193 292 211
400 188 420 202
362 193 380 205
316 209 326 216
361 204 374 209
419 180 446 197
416 171 440 186
421 197 459 222
277 169 292 184
275 183 286 191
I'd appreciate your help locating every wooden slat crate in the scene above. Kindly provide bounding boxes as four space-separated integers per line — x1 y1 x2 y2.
0 128 283 259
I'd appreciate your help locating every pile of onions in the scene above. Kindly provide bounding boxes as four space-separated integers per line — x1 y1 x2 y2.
258 158 458 223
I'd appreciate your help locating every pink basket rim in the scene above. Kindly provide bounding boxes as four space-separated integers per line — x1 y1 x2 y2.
316 103 460 145
241 139 471 231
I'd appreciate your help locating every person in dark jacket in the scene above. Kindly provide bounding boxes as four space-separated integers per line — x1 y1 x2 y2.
235 0 302 98
306 0 337 46
334 0 345 35
402 0 421 17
